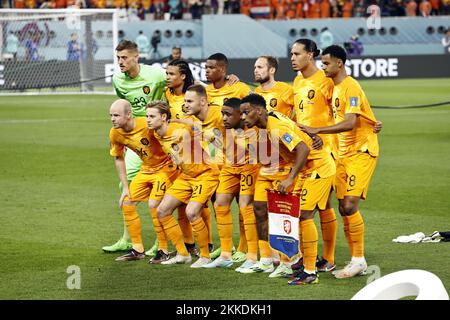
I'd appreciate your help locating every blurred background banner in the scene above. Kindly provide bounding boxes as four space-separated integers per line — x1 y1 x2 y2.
0 9 449 93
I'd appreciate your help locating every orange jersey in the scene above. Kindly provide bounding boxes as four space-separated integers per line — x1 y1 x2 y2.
165 88 188 120
114 0 126 7
224 126 260 168
109 117 172 174
267 111 336 179
332 76 379 158
293 69 337 158
206 81 251 106
192 105 226 165
154 122 218 177
141 0 151 9
254 82 294 117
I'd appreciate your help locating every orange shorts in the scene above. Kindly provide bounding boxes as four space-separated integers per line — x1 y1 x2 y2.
166 169 220 204
216 164 259 196
294 175 334 211
254 165 293 202
335 152 377 200
129 166 179 202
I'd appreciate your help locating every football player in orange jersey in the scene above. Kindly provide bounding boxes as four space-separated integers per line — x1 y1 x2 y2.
290 39 339 274
205 53 251 107
300 45 381 279
205 53 252 262
147 100 220 267
164 59 201 257
202 98 260 270
254 56 294 118
109 99 178 263
240 93 335 285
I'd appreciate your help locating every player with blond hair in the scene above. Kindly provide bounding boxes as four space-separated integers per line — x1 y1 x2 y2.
147 97 220 268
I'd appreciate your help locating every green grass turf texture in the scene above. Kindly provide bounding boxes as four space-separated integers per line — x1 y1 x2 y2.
0 78 449 300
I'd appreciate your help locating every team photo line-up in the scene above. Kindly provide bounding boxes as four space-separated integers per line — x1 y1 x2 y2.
106 37 382 286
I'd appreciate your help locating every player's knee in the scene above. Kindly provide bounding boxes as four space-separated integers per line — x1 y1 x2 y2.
157 204 170 219
214 194 232 207
238 196 253 208
300 211 314 220
186 209 200 221
148 199 159 209
341 202 357 216
122 195 135 206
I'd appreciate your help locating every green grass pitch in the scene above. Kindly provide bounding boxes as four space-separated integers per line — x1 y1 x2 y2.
0 78 449 300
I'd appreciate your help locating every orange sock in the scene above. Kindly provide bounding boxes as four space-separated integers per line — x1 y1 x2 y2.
319 208 337 264
215 206 233 256
280 253 292 264
150 208 168 251
177 206 194 244
342 216 354 256
348 211 365 258
258 240 272 259
237 211 248 253
298 220 303 258
122 204 143 253
191 217 210 258
201 206 213 245
300 219 318 273
240 206 258 261
159 215 188 256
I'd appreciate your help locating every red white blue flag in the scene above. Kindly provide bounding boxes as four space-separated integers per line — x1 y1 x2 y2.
268 190 300 259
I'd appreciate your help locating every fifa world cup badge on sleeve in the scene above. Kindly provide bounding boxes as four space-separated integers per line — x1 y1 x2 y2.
267 189 300 258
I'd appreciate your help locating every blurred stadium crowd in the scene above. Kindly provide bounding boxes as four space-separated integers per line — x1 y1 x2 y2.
2 0 449 19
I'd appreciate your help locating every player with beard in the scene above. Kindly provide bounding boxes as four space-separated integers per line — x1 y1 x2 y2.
253 56 294 118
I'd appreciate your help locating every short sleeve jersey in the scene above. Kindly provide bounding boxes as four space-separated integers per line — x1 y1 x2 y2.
267 111 335 179
165 88 189 120
293 69 337 158
109 117 172 174
332 76 379 158
206 82 251 106
224 127 260 168
192 105 226 165
254 82 294 117
154 123 218 177
112 64 166 117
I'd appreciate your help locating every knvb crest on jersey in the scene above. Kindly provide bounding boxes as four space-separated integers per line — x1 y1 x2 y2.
307 90 315 100
270 98 277 108
140 138 149 146
335 98 340 108
143 85 150 94
171 143 180 152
